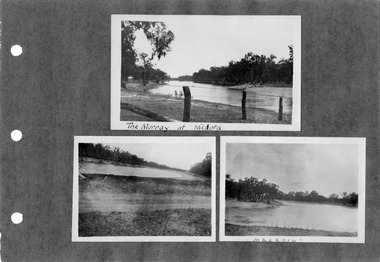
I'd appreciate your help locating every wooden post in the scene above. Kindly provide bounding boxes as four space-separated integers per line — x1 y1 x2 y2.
242 90 247 120
183 86 191 122
278 97 283 121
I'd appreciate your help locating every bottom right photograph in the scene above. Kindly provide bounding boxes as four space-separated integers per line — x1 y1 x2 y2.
220 136 366 243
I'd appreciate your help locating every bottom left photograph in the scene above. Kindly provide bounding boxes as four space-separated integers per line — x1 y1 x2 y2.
72 136 216 242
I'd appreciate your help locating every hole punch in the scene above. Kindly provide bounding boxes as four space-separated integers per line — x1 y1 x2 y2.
11 212 23 224
10 45 23 56
10 130 22 142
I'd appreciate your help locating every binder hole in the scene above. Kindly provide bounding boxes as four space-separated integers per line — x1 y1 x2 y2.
11 212 23 224
11 45 23 56
11 130 22 141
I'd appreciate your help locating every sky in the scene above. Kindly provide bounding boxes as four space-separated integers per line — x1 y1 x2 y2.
131 16 298 78
225 143 359 197
103 142 211 170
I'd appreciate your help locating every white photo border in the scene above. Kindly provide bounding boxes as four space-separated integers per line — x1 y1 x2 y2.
110 15 301 131
219 136 366 243
72 136 216 242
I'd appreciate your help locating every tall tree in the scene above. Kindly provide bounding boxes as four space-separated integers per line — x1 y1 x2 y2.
121 21 175 84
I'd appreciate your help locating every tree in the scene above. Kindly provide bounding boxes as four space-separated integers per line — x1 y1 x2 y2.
121 21 175 84
189 153 212 178
225 176 280 203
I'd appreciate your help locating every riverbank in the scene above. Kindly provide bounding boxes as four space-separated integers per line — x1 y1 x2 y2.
121 88 291 124
225 223 357 237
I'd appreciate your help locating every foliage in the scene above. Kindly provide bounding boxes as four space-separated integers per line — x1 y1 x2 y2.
121 20 174 84
79 143 184 171
189 153 212 178
192 46 293 86
226 176 279 204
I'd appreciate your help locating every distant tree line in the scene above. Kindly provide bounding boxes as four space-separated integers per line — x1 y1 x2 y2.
278 191 359 207
226 175 358 207
192 46 293 86
79 143 184 171
177 75 193 81
189 153 212 178
121 21 174 85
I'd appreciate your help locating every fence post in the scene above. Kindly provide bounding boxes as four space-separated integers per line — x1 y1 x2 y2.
183 86 191 122
278 97 283 121
242 90 247 120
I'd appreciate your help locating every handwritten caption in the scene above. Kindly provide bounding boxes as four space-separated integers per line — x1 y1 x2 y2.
251 238 298 242
125 122 222 131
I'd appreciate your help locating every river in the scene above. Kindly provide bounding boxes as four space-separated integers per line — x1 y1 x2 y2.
148 80 293 114
226 199 358 233
80 162 201 181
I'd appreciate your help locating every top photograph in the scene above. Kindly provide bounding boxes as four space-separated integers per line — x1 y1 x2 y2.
111 15 301 131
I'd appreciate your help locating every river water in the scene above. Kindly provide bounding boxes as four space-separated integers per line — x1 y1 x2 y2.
226 199 358 233
148 80 293 114
80 162 200 181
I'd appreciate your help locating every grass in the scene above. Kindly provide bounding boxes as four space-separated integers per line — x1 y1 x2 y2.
79 208 211 237
80 173 211 196
225 223 357 237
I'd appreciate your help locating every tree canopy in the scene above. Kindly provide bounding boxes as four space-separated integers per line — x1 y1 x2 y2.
121 21 174 84
189 153 212 178
226 176 279 203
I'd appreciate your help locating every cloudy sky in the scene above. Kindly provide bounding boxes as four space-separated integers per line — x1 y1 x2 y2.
226 143 359 197
103 142 211 170
132 15 299 78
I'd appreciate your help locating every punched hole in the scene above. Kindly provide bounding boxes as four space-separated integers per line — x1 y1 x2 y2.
10 45 23 56
11 212 23 224
10 130 22 142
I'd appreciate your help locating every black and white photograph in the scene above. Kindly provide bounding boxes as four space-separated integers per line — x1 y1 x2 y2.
220 137 365 243
111 15 301 131
72 136 216 242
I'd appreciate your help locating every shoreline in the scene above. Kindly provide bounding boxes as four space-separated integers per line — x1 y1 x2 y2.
225 83 292 90
226 198 284 209
227 198 358 209
225 223 357 237
279 199 358 208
